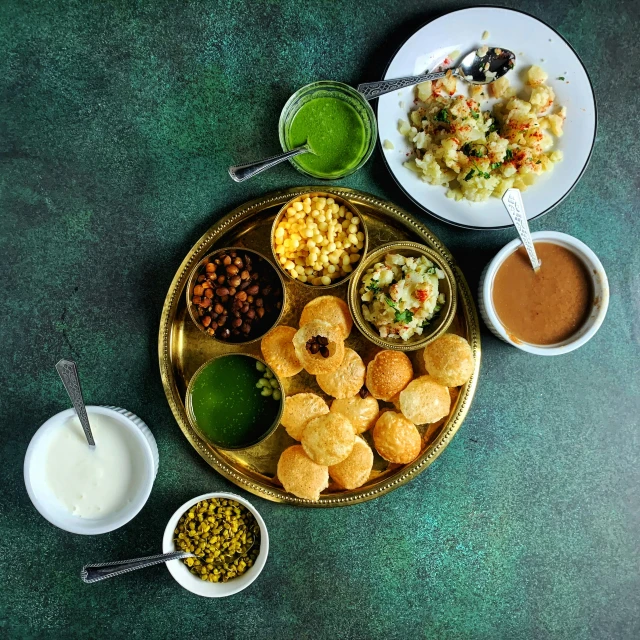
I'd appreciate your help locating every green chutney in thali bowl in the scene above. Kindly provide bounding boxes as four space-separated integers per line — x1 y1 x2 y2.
186 354 284 450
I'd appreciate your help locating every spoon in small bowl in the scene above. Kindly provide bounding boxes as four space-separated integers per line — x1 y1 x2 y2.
357 46 515 100
55 359 96 447
81 540 255 583
501 188 541 271
228 143 312 182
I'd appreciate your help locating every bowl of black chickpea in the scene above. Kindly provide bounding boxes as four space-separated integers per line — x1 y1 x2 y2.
186 247 286 344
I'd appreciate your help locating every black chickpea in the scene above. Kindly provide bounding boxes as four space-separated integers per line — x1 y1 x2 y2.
191 250 282 342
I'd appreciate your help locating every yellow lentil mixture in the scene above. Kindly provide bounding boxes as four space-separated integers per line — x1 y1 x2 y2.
174 498 260 583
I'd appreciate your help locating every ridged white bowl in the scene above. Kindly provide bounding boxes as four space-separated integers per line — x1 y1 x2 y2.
162 492 269 598
24 405 158 535
478 231 609 355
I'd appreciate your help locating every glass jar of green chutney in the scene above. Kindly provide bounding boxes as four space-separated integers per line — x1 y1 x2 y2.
279 81 377 180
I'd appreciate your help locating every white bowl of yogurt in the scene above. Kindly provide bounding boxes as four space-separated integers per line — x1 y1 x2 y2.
24 405 158 535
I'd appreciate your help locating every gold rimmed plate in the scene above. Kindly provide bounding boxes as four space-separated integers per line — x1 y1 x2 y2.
158 187 481 507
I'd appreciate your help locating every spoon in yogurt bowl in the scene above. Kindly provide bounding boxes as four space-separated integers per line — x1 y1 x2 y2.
55 359 96 447
357 46 516 100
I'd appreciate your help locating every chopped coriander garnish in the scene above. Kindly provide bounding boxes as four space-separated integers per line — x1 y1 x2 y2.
366 281 380 294
385 297 396 309
557 76 565 81
505 149 513 161
434 109 449 123
427 267 437 275
470 110 480 120
464 169 475 181
488 122 499 133
490 162 502 170
462 142 484 158
535 159 542 164
394 309 414 323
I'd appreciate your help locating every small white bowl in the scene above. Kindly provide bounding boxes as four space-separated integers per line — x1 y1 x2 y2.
478 231 609 355
162 492 269 598
24 405 158 535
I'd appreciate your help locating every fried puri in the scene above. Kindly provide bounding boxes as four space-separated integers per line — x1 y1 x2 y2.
281 393 329 441
299 295 353 339
365 350 413 401
260 325 302 378
316 348 365 399
423 334 474 387
293 319 345 375
330 395 379 434
301 412 355 466
277 445 329 501
329 436 374 490
399 375 451 425
373 411 422 464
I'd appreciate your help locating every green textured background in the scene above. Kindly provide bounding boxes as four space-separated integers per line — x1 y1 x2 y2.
1 1 638 638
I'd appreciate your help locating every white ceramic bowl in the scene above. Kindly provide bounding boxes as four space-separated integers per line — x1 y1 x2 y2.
162 492 269 598
478 231 609 355
24 405 158 535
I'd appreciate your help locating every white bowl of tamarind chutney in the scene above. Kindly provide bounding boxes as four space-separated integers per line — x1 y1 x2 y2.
479 231 609 356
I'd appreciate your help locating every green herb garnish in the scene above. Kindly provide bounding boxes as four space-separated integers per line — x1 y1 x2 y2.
464 169 475 181
490 162 502 170
427 267 437 275
385 297 396 309
366 281 381 294
505 149 513 161
470 110 480 120
557 76 565 81
434 109 449 123
394 309 414 324
535 159 542 164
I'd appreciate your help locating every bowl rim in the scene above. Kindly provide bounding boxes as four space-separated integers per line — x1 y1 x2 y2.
162 491 269 598
278 79 378 180
347 241 458 351
185 246 286 345
481 231 609 355
270 191 369 289
23 405 156 535
185 353 285 450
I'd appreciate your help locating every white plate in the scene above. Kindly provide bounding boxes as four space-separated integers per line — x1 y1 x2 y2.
377 6 597 230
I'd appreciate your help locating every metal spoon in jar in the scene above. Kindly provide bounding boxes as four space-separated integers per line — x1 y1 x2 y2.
228 143 312 182
81 540 256 583
501 188 541 271
55 359 96 447
357 46 515 100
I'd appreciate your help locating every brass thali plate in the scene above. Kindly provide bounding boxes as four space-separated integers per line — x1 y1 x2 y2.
158 187 481 507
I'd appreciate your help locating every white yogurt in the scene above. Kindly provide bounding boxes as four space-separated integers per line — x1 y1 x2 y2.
45 413 137 518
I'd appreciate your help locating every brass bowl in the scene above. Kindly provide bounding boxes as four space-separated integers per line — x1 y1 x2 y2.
348 241 457 351
270 191 369 290
185 353 285 451
186 246 286 345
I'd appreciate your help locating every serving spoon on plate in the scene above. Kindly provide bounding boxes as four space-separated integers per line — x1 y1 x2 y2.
357 46 515 100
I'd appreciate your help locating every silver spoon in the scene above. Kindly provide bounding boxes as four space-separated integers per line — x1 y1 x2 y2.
357 46 515 100
228 144 312 182
81 540 256 583
55 358 95 447
501 188 541 271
